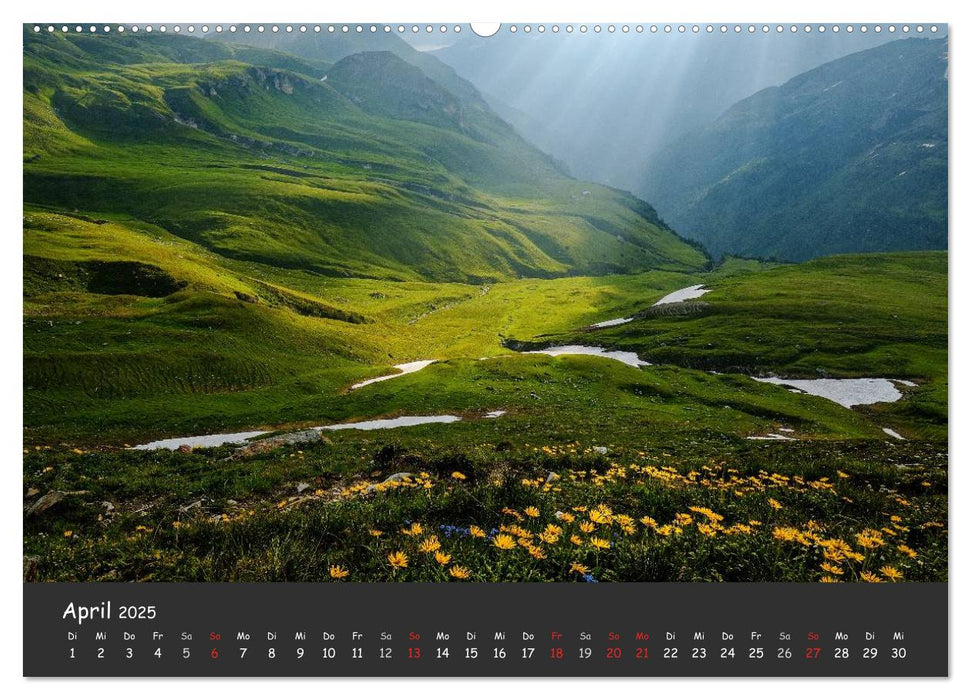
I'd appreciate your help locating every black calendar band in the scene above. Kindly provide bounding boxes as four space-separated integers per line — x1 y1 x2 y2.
24 582 947 677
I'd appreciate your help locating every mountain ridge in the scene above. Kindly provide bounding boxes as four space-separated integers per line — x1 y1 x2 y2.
639 37 948 261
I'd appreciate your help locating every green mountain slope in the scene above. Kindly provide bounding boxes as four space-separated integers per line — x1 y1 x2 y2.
24 29 706 283
212 27 488 112
641 38 948 261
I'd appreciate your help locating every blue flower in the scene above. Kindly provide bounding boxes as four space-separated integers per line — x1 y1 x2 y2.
583 574 599 583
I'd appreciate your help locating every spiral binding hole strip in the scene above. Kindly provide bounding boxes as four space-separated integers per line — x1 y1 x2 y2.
33 24 940 36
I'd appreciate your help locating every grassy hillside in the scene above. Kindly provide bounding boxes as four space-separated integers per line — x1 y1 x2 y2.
23 212 948 582
519 252 947 440
212 25 491 114
25 29 705 284
641 38 948 261
25 204 946 446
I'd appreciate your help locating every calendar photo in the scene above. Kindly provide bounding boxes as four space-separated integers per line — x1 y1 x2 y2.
23 21 947 593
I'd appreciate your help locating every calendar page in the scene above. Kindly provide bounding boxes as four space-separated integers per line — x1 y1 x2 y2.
21 18 948 678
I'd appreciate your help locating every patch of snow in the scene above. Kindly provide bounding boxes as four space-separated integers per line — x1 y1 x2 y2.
747 433 797 441
893 379 918 387
752 376 904 408
484 410 506 418
132 430 269 451
591 317 633 328
883 427 906 440
525 345 650 368
350 360 436 390
316 415 461 431
654 284 711 306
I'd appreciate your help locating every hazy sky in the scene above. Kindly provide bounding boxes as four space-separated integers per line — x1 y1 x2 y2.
422 29 905 191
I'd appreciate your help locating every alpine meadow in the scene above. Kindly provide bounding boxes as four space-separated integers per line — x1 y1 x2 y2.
23 27 947 585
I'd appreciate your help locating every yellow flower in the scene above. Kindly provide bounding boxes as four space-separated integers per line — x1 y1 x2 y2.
674 513 693 526
538 531 558 544
897 544 918 559
579 522 596 534
879 565 903 582
469 525 486 538
570 534 584 546
401 523 423 536
172 521 183 529
524 506 540 518
434 551 452 565
419 537 441 553
640 516 658 528
689 506 724 522
590 504 613 524
768 498 783 510
820 562 844 576
570 562 590 575
527 545 546 560
451 471 466 480
820 576 840 583
493 534 516 550
557 512 575 523
63 530 73 538
506 525 532 539
861 571 882 583
329 565 349 580
448 565 470 580
368 529 384 537
387 551 409 569
772 526 805 544
589 537 611 550
855 530 885 549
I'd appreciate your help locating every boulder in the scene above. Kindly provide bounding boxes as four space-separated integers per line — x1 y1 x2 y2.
231 429 323 458
26 490 65 517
